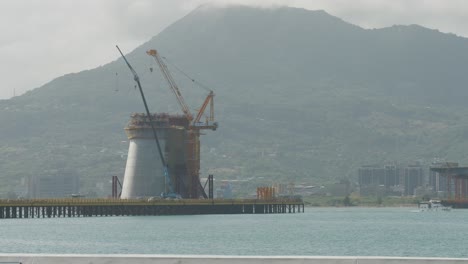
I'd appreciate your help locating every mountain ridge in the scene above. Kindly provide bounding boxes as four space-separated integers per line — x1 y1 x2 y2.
1 5 468 197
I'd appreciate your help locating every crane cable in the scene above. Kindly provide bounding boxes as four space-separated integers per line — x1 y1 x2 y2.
115 45 167 169
162 56 212 92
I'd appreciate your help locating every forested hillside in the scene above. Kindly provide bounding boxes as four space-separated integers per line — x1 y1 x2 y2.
2 5 468 197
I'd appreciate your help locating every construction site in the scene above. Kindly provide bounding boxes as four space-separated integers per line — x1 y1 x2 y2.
120 112 206 199
430 164 468 208
0 47 304 218
116 48 219 200
116 47 303 204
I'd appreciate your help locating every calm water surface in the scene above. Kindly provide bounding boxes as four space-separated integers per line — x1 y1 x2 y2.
0 207 466 257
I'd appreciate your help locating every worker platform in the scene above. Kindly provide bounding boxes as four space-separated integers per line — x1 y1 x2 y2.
0 198 304 219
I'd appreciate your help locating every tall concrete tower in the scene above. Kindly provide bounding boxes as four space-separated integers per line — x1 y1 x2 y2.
121 113 168 199
120 113 204 199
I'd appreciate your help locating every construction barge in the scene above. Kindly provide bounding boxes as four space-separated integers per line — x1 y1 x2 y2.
0 198 304 219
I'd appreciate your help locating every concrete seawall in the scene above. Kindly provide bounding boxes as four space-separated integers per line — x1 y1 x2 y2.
0 254 467 264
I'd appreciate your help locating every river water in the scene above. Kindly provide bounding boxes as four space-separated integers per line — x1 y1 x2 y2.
0 207 466 258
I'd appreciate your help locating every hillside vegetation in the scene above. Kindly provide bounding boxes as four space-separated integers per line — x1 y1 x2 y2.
2 5 468 197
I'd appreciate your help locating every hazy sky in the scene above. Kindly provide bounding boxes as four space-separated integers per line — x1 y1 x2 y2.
1 0 467 99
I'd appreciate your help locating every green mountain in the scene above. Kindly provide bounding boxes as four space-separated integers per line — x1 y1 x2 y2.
2 5 468 197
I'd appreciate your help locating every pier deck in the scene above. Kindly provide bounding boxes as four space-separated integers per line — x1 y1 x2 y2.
0 198 304 219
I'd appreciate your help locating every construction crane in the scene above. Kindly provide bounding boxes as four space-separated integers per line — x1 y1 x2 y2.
116 45 179 199
192 90 217 130
146 49 218 131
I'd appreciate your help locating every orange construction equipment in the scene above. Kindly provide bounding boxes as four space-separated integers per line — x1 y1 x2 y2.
257 187 276 200
146 49 218 131
146 49 218 198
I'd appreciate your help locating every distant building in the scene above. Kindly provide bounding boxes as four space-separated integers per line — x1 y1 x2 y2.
384 165 400 187
358 165 401 196
28 170 80 198
358 165 384 186
404 165 424 196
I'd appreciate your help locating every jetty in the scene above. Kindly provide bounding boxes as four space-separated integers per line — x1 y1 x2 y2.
0 198 304 219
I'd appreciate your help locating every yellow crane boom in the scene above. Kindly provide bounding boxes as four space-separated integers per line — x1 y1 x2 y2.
146 49 193 122
146 49 217 131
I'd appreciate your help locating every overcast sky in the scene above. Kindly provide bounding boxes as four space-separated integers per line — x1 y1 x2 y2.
1 0 467 99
